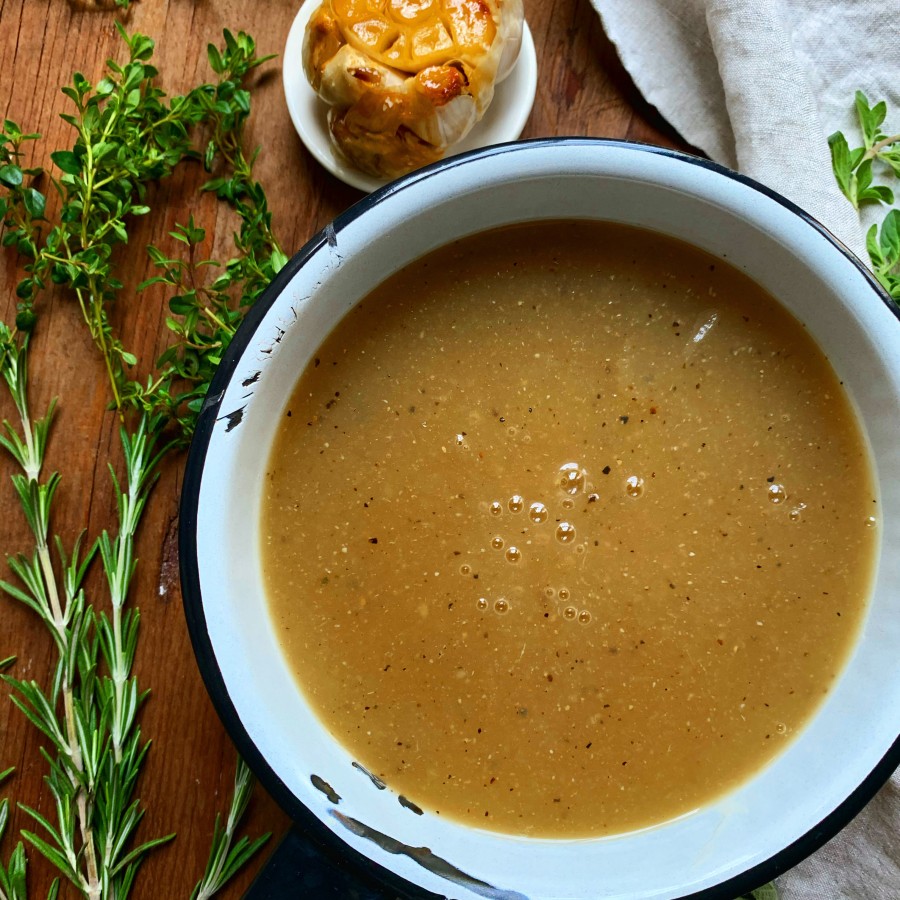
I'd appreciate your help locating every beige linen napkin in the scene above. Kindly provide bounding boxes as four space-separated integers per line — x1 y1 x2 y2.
592 0 900 260
589 1 899 897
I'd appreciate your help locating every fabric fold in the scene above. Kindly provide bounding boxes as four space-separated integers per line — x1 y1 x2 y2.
704 0 863 256
591 0 900 259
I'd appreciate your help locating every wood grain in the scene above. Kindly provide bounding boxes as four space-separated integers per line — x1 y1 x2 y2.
0 1 689 896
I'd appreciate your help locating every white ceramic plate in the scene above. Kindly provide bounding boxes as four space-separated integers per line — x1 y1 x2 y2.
282 0 538 192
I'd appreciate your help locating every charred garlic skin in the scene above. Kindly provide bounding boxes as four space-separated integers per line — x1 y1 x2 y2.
302 0 524 179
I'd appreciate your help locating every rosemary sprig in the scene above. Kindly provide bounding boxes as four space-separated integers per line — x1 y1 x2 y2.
829 91 900 303
2 326 268 900
0 762 29 900
191 758 270 900
96 418 166 766
0 326 174 898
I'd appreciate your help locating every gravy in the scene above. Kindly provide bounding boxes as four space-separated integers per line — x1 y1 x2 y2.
261 221 876 837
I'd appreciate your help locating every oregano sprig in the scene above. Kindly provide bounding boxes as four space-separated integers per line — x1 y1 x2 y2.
863 208 900 300
829 91 900 303
828 91 900 210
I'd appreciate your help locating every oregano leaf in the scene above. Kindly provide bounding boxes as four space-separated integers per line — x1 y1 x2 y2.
878 209 900 265
828 132 854 202
879 148 900 178
750 884 779 900
855 90 886 149
859 184 894 205
866 223 885 269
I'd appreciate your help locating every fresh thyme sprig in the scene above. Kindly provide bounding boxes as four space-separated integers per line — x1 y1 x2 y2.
4 26 282 440
139 208 284 433
4 26 197 379
129 33 286 438
0 123 44 332
830 91 900 303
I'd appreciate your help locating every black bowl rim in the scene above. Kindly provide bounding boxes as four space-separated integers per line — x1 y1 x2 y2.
179 136 900 899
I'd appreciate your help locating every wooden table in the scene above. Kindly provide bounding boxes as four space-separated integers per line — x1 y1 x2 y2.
0 1 688 896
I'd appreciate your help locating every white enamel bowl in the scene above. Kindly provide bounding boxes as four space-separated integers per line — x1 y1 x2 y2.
180 139 900 900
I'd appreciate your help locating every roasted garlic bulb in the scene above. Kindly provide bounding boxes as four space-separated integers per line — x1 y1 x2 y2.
303 0 524 179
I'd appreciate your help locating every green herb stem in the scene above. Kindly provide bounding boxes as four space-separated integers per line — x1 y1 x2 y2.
864 132 900 161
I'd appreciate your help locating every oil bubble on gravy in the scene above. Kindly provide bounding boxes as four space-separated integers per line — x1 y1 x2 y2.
261 221 877 838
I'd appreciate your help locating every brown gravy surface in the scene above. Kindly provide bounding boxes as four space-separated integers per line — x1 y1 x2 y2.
261 221 876 837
